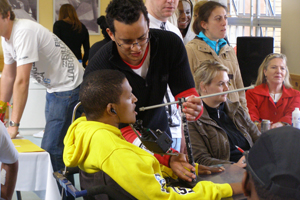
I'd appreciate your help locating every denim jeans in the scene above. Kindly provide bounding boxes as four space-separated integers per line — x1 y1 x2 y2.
41 86 82 173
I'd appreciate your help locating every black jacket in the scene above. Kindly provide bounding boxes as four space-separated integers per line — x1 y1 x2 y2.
85 29 195 135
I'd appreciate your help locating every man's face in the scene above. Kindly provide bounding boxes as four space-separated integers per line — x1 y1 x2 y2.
116 78 138 124
107 13 149 66
147 0 179 21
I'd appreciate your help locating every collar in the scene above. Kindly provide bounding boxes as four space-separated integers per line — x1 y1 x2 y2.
5 18 18 42
252 84 299 98
123 43 150 69
197 31 227 55
198 100 240 124
204 101 225 115
148 14 172 31
148 14 165 28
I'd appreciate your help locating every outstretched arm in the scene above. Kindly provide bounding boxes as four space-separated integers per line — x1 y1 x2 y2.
6 63 32 138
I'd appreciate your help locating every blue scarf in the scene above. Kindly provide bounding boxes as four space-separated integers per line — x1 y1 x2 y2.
197 31 227 55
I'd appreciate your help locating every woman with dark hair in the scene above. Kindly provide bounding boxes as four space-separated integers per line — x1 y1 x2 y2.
186 1 246 112
89 15 111 60
246 53 300 130
53 4 90 67
177 0 195 44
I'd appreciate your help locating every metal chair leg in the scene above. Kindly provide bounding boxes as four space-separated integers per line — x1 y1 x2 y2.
16 191 22 200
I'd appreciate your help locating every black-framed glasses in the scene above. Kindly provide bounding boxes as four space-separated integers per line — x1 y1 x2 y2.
115 32 151 50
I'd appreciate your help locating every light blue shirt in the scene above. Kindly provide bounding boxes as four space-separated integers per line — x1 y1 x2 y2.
197 31 227 55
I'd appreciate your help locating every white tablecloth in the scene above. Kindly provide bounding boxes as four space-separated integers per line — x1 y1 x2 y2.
15 151 61 200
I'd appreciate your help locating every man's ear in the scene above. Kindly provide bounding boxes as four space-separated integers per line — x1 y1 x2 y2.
6 11 10 20
107 103 116 116
106 28 115 41
242 171 251 197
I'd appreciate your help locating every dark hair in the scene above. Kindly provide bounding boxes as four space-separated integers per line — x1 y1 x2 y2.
58 4 82 32
248 172 297 200
97 15 110 39
0 0 15 20
193 1 226 34
105 0 149 34
80 70 126 120
178 0 193 35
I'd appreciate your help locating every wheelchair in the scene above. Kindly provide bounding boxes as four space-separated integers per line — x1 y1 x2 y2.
53 102 136 200
53 101 176 199
53 167 136 200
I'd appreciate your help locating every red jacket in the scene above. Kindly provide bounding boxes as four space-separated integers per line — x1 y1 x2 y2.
246 84 300 124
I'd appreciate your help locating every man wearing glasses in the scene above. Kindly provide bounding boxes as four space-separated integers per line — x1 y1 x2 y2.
85 0 204 182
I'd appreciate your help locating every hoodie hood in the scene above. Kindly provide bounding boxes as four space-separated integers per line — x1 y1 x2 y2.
63 117 123 169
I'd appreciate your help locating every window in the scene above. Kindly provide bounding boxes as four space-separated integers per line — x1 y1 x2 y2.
227 0 281 52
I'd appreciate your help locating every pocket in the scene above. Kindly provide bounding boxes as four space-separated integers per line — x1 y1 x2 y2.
199 126 228 157
53 90 73 99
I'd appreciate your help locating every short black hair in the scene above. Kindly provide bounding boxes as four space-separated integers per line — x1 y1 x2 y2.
248 172 296 200
97 15 110 39
105 0 149 34
80 70 126 120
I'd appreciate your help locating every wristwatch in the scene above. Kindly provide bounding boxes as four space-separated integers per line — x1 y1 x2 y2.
9 120 20 127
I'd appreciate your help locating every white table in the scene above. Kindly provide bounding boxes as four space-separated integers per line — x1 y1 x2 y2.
15 151 61 200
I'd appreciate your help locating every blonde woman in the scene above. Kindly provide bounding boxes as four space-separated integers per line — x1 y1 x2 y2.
189 60 260 167
246 53 300 130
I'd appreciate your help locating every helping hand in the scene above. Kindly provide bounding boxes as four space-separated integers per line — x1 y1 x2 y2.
182 95 202 121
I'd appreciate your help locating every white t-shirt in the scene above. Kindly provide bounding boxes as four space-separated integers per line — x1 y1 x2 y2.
148 14 182 139
2 19 84 93
0 123 18 164
0 122 18 197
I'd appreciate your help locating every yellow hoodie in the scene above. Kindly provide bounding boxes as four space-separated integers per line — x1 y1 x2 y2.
63 117 233 199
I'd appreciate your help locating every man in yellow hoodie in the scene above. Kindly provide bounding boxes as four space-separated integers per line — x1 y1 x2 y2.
63 69 242 199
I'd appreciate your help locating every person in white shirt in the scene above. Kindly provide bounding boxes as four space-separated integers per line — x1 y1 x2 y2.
0 122 18 200
145 0 183 152
0 0 84 179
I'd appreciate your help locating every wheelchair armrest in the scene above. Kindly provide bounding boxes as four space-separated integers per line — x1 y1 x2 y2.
53 171 87 198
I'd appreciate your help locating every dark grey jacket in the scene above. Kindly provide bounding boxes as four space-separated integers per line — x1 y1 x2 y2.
188 100 261 166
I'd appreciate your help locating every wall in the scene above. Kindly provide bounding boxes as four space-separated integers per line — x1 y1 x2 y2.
2 0 299 75
281 0 300 74
35 0 111 44
0 0 111 70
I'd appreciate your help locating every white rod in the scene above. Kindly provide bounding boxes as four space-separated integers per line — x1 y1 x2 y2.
139 86 254 111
